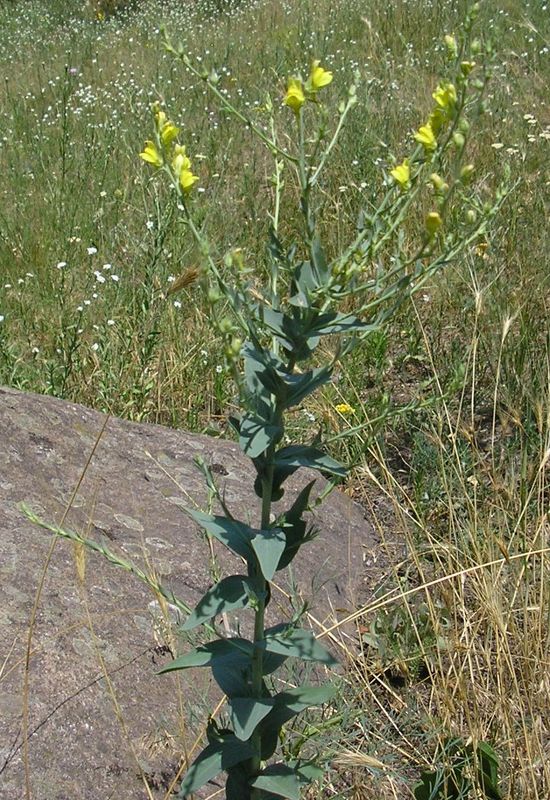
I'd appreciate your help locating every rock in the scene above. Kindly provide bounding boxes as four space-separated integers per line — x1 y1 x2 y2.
0 387 375 799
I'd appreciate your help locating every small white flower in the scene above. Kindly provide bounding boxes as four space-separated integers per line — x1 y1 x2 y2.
84 299 91 306
102 263 112 270
146 219 155 230
87 246 98 255
91 342 99 351
111 275 119 282
99 190 107 198
107 319 115 326
0 315 4 322
76 306 83 312
215 364 223 374
167 275 175 283
173 300 182 309
32 346 39 354
56 261 67 269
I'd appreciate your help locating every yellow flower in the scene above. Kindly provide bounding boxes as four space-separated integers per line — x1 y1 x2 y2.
160 121 179 148
335 403 355 415
307 60 333 93
460 61 476 76
428 107 447 135
444 34 458 58
139 140 163 168
284 78 305 113
432 82 457 112
414 123 437 153
172 144 192 175
425 211 443 236
390 159 410 189
179 168 199 194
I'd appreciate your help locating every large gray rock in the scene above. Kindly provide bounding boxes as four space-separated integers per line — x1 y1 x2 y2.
0 387 376 799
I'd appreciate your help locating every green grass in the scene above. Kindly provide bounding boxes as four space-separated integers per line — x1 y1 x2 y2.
1 0 548 797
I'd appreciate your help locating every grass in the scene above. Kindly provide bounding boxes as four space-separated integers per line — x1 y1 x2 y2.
1 0 548 797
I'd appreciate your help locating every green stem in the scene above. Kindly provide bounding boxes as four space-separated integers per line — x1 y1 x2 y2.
250 460 275 797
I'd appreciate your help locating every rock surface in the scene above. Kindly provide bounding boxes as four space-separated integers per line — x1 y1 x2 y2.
0 387 376 799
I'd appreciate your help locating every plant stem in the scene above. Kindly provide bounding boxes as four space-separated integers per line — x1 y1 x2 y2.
250 459 275 796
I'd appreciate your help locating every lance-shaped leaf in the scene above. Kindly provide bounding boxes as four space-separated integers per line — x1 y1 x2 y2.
182 575 258 631
261 624 338 666
273 445 346 478
239 412 284 459
282 366 332 408
251 528 286 581
158 637 253 674
229 696 274 741
178 734 255 796
277 480 317 571
250 761 323 800
309 310 373 337
212 650 287 698
187 510 253 560
258 683 337 760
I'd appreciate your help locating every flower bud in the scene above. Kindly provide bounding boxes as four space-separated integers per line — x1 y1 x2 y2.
430 173 446 192
460 61 476 76
471 39 482 55
458 118 470 134
465 209 477 224
460 164 475 183
444 35 458 58
207 287 222 304
453 132 466 150
218 317 234 334
425 211 443 237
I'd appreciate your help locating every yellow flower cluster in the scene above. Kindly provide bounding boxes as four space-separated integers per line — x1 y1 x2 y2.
139 104 199 195
284 60 333 114
413 79 458 156
335 402 355 415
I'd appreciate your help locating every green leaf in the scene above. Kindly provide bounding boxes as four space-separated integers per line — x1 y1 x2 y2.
158 637 253 674
282 366 332 408
311 310 372 336
250 762 314 800
187 510 253 560
277 480 318 571
240 412 284 458
182 576 257 630
178 734 255 796
251 528 286 581
229 696 274 741
226 764 253 800
262 625 338 666
274 445 346 478
258 683 338 758
211 650 287 697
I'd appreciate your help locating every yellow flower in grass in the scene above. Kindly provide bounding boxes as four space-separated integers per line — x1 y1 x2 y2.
307 60 333 93
160 121 179 148
390 159 411 190
335 402 355 415
428 106 447 135
179 168 199 194
140 140 163 168
425 211 443 237
172 144 192 175
415 122 437 153
432 81 457 113
284 78 305 113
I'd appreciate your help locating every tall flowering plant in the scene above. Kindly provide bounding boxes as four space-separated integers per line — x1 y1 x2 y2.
29 5 506 798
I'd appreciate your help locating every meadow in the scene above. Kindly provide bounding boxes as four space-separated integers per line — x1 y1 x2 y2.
0 0 548 797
